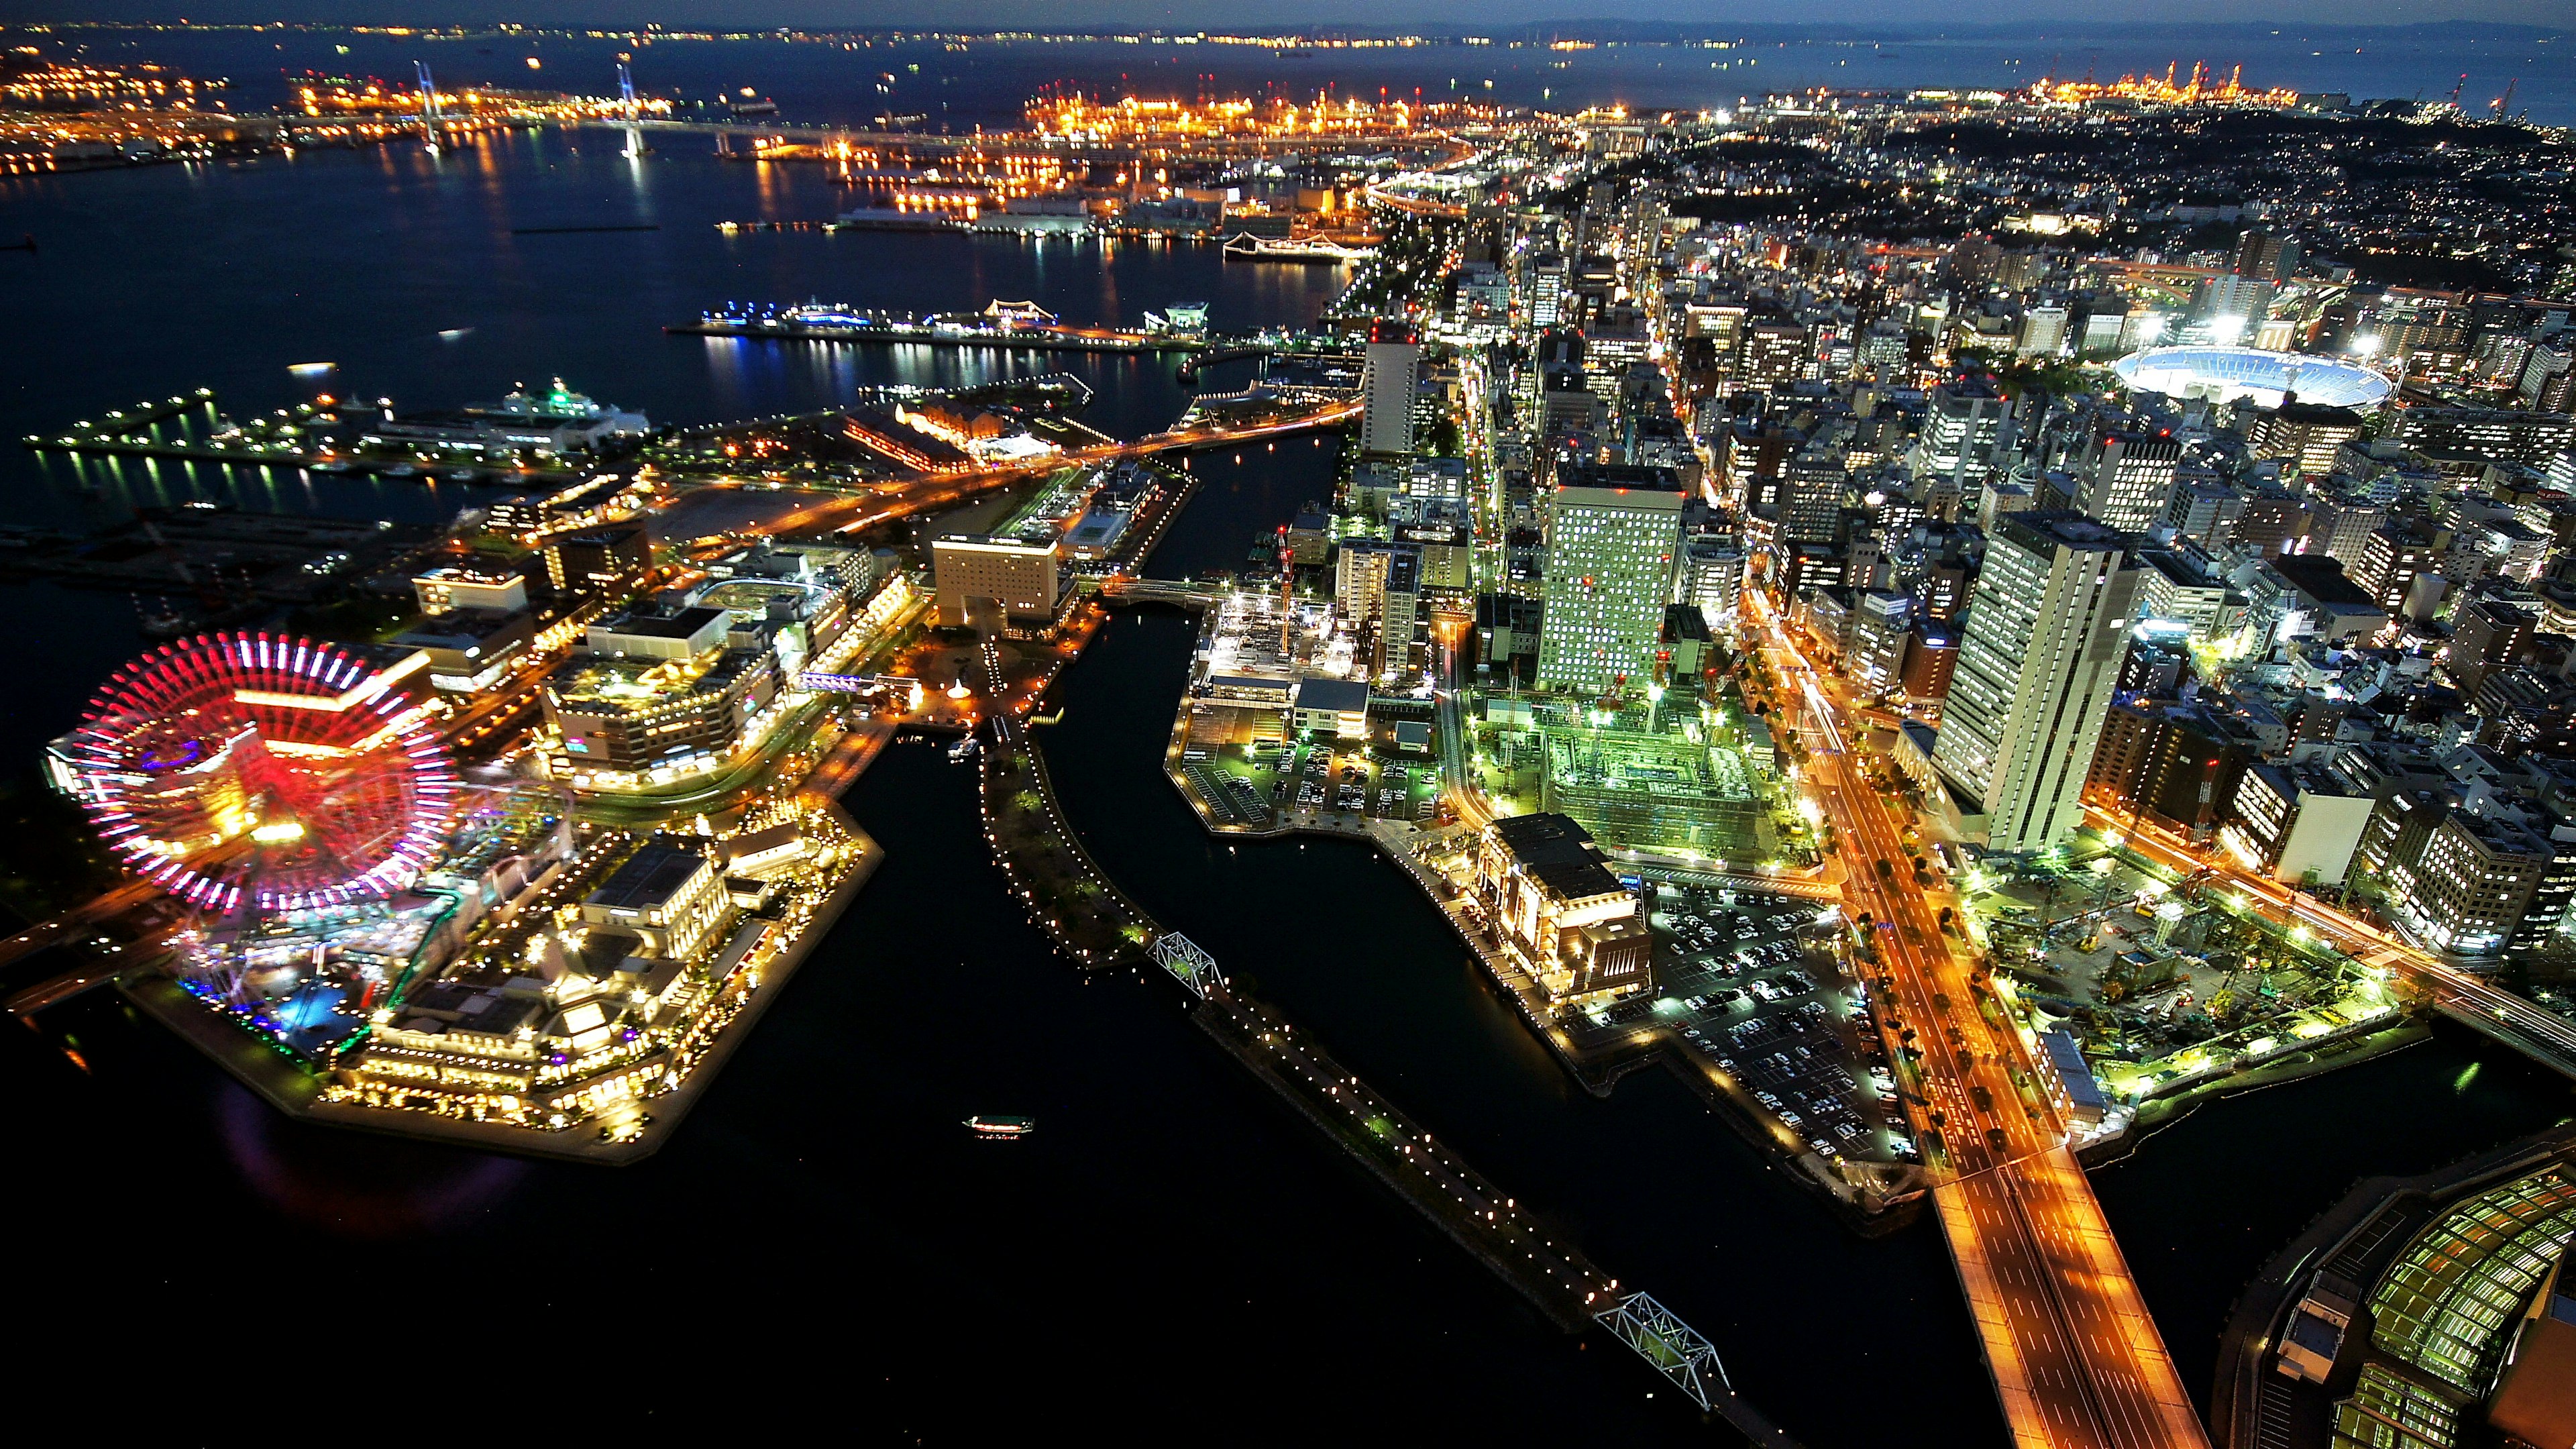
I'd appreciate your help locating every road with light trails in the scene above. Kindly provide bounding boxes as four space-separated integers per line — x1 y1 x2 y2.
686 397 1360 544
1743 590 2207 1449
2087 808 2576 1074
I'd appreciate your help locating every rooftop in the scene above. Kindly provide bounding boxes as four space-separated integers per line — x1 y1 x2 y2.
1489 812 1627 902
586 843 714 913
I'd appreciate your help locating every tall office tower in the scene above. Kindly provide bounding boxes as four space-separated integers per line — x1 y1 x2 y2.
1931 513 2141 854
2303 494 2387 567
2355 525 2445 614
1358 320 1420 456
1778 453 1848 544
1678 534 1745 623
1909 377 2006 511
2072 426 2184 533
1536 464 1687 695
2191 272 2276 340
2232 228 2302 284
1737 321 1809 392
1523 252 1569 331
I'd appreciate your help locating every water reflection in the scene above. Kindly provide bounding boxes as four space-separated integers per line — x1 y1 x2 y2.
215 1087 527 1238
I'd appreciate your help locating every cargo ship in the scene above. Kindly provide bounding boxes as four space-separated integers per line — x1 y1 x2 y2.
964 1115 1036 1138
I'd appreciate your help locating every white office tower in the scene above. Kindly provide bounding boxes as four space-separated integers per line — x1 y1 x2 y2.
1932 513 2141 854
2017 304 2070 358
1536 465 1687 695
2072 427 2183 533
1523 253 1569 331
1359 320 1421 456
1679 535 1746 623
1908 378 2005 513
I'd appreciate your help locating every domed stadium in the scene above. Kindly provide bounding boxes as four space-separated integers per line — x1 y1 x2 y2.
2110 345 2392 411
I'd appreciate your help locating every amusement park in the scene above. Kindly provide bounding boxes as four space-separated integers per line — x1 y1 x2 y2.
38 626 882 1158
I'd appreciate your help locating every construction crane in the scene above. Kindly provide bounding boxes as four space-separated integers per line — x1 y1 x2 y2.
2492 78 2518 121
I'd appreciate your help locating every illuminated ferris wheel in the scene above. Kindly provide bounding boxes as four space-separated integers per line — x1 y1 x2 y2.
60 633 459 914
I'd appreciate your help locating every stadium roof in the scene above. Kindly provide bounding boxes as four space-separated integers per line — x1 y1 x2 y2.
2110 346 2392 410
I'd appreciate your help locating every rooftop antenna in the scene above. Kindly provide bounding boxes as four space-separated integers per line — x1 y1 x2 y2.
415 60 442 153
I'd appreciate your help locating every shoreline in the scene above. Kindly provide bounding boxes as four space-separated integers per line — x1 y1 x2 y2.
2077 1017 2434 1169
1154 660 1926 1237
120 779 890 1167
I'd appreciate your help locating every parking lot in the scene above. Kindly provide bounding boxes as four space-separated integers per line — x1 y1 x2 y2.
1588 883 1917 1169
1179 738 1442 830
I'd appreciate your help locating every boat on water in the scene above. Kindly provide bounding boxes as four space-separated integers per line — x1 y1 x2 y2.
965 1115 1035 1138
948 736 980 763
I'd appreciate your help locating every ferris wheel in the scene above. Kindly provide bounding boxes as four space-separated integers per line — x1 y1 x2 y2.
60 633 459 914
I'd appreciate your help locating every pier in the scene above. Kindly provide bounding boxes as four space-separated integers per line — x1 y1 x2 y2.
670 316 1191 356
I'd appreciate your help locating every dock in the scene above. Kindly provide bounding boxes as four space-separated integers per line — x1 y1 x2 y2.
668 317 1195 356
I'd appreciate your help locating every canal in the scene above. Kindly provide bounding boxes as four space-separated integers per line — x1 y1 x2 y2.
1028 436 2576 1440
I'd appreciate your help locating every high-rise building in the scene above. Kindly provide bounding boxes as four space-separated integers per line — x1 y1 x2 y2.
2072 427 2184 533
2448 598 2536 694
1678 534 1745 623
1778 453 1847 544
932 535 1061 628
1737 321 1809 391
2017 304 2070 358
543 526 651 600
2302 494 2387 566
1902 620 1958 704
1536 465 1686 695
1522 252 1569 331
1908 378 2005 512
2354 525 2445 614
2231 228 2302 284
1932 513 2140 853
1359 320 1420 456
2248 402 2365 478
1849 590 1915 696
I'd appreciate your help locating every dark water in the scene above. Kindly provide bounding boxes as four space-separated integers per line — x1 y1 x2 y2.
4 76 2575 1443
0 135 1340 769
2094 1028 2576 1402
40 25 2576 127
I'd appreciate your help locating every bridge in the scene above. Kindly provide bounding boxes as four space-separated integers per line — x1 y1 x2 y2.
600 117 1454 162
1094 577 1222 608
1743 592 2210 1449
2430 975 2576 1076
1148 927 1799 1443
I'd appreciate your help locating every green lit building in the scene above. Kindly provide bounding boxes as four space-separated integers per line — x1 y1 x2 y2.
1539 725 1776 859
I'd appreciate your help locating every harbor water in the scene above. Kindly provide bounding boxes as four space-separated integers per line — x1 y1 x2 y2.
3 91 2573 1441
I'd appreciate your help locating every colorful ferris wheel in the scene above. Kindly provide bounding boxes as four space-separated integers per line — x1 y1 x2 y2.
59 633 458 913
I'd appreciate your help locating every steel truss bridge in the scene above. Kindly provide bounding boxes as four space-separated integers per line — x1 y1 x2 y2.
1149 931 1797 1442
